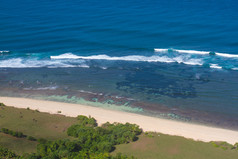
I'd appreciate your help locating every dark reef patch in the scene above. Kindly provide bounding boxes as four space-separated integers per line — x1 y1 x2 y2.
116 66 211 98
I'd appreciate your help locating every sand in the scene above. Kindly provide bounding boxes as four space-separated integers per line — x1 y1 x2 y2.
0 96 238 144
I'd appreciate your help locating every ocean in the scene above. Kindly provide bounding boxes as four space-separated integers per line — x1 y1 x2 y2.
1 0 238 129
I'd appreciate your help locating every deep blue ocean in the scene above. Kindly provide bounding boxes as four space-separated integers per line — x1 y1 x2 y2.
1 0 238 129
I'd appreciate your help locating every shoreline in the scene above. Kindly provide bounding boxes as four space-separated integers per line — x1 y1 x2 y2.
1 96 238 144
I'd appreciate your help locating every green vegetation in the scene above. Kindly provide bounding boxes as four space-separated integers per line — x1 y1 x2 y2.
0 103 6 106
23 115 140 158
27 136 37 141
113 132 238 159
210 141 234 150
0 104 78 154
1 128 25 138
1 103 238 159
0 105 138 158
0 146 18 159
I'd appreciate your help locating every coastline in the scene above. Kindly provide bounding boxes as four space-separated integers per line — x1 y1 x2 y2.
1 96 238 144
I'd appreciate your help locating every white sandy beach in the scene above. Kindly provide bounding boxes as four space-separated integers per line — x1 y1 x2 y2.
0 96 238 144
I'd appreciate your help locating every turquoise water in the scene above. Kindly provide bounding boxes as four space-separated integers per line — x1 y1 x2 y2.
1 0 238 129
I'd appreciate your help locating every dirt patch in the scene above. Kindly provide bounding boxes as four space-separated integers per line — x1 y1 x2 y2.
131 135 156 151
45 121 72 133
167 144 180 155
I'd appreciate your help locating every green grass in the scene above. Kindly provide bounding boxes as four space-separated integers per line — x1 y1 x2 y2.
112 132 238 159
1 105 238 158
0 105 78 154
0 133 37 154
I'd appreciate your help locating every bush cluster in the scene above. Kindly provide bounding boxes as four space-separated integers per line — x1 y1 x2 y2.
0 146 18 158
1 128 38 142
1 128 25 138
77 115 98 127
17 115 140 159
0 103 6 106
210 141 238 150
27 136 37 141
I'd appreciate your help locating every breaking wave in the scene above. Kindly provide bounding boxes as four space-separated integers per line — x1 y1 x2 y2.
51 53 203 66
0 50 10 54
154 48 238 58
0 58 89 68
0 48 238 70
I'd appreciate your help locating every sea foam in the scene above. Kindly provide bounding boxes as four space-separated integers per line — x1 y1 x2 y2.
154 48 238 58
0 58 89 68
50 53 203 66
0 50 10 54
210 64 222 69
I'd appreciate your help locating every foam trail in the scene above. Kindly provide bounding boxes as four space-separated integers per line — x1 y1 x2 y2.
215 53 238 58
154 48 210 55
36 86 58 90
50 53 203 65
172 56 203 65
154 48 168 52
0 50 10 53
0 58 89 68
51 53 175 62
210 64 222 69
51 53 80 59
154 48 238 58
175 49 210 55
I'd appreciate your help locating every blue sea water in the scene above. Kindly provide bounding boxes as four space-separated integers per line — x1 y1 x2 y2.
1 0 238 128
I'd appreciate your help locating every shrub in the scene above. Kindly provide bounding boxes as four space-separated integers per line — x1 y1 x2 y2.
16 132 24 138
0 103 6 106
1 128 25 138
210 141 233 150
97 141 114 152
234 143 238 150
37 138 47 144
0 146 18 158
0 116 138 159
27 136 37 141
1 128 9 134
77 115 97 127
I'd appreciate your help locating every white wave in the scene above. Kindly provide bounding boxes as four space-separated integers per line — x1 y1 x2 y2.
36 86 58 90
50 53 80 59
215 52 238 58
50 53 203 66
51 53 173 62
154 48 210 55
78 90 102 96
2 52 237 70
232 68 238 70
100 66 107 70
0 58 89 68
154 48 168 52
0 50 10 53
154 48 238 58
175 49 210 55
210 64 222 69
23 86 58 90
172 56 203 65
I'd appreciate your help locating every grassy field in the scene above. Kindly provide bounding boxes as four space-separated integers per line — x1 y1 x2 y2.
0 105 78 154
112 132 238 159
1 104 238 158
0 133 37 154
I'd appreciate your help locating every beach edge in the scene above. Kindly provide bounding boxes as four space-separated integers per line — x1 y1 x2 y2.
1 96 238 144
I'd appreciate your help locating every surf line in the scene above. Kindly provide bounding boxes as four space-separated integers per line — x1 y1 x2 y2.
154 48 238 58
